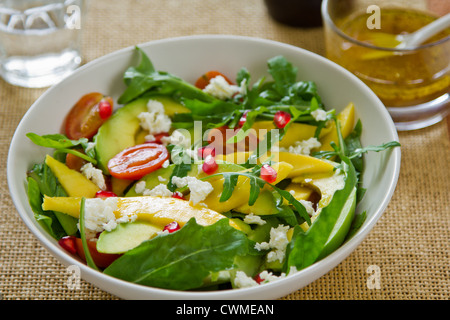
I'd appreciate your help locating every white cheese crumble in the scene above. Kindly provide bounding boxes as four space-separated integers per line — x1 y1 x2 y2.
311 109 327 121
80 197 119 239
80 162 106 190
278 137 322 155
300 200 315 216
142 183 173 197
202 75 243 100
134 181 172 197
254 224 290 263
138 99 172 137
233 267 299 288
162 159 170 168
243 213 266 225
171 176 213 205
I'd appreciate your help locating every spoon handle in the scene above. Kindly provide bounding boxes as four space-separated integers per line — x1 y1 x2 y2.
406 13 450 48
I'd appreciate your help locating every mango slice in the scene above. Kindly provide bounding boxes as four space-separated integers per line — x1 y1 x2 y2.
251 121 328 148
45 155 100 198
41 195 242 230
263 152 336 179
317 102 355 152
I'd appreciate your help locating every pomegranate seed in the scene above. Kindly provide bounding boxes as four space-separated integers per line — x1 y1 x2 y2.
172 191 185 200
98 100 113 120
58 236 77 255
238 110 249 127
202 155 218 175
254 273 265 284
95 190 117 198
260 164 277 183
163 221 180 233
197 145 215 159
273 111 291 129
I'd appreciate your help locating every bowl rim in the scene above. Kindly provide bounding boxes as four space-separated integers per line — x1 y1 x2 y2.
7 34 401 299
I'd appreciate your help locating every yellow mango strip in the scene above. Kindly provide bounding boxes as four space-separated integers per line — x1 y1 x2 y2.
284 183 314 202
252 121 324 148
42 195 242 230
45 155 100 198
261 152 335 179
215 152 251 165
317 102 355 152
202 175 251 213
42 195 82 217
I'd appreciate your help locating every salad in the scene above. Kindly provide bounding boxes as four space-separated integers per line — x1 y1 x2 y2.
26 47 400 291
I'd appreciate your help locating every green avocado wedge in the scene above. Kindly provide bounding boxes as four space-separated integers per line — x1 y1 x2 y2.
94 98 148 173
97 221 163 254
94 96 191 174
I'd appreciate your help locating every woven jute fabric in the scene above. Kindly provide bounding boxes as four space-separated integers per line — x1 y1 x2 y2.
0 0 448 300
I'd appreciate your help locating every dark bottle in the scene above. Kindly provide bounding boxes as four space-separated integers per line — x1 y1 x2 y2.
264 0 323 27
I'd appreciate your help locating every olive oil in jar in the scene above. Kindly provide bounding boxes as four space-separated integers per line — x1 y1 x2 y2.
326 8 450 107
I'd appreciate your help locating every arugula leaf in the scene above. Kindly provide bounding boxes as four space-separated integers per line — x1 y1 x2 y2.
118 47 213 105
26 132 97 164
103 218 250 290
167 162 192 192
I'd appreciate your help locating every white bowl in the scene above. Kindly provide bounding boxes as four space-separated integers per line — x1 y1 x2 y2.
7 35 400 300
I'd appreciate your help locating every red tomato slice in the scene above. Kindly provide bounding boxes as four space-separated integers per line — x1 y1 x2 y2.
64 92 114 140
195 71 234 89
75 238 120 269
107 143 169 180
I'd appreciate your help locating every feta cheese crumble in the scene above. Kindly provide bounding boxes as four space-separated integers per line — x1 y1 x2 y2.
80 162 106 190
233 267 299 288
254 224 290 263
80 197 119 239
243 213 266 225
202 75 244 100
171 176 213 205
134 181 172 197
311 109 327 121
138 99 172 137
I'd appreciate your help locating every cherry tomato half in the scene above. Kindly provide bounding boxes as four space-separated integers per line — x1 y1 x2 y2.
74 238 120 269
63 92 113 140
194 71 234 90
107 143 169 180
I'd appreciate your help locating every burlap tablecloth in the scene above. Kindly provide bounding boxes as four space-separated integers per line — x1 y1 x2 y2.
1 0 448 300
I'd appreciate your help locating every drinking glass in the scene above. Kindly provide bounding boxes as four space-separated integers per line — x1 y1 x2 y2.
0 0 85 88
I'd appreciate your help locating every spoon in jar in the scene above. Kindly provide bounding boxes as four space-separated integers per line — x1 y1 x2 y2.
362 12 450 59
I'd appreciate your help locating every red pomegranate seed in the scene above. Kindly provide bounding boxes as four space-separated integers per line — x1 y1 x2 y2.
273 111 291 129
202 155 218 174
163 221 180 233
98 100 113 120
254 273 265 284
238 110 249 127
146 132 169 144
172 191 185 200
58 236 77 255
95 190 117 198
260 164 277 183
197 145 216 159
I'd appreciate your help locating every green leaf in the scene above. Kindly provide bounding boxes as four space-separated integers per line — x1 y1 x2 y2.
79 197 99 271
103 218 250 290
167 162 192 192
267 55 298 96
26 132 97 164
220 173 239 202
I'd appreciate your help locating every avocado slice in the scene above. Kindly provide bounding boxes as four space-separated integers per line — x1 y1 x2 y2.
94 98 148 173
94 96 191 174
97 221 163 254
